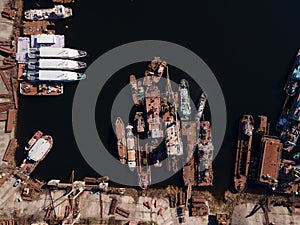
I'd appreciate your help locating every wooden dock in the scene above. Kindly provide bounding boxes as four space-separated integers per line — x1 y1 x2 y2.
11 77 18 109
0 70 12 91
0 112 7 121
0 102 14 113
6 108 15 133
2 138 16 162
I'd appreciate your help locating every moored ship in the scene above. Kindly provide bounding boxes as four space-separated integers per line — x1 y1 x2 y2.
126 125 136 171
26 70 86 82
196 121 214 186
129 74 140 105
27 135 53 161
28 47 87 59
20 82 63 96
137 142 151 190
24 5 72 21
115 117 127 164
195 92 207 122
20 135 53 176
134 112 145 133
234 114 254 192
179 79 191 121
25 130 43 151
28 59 86 70
165 121 183 156
145 84 163 138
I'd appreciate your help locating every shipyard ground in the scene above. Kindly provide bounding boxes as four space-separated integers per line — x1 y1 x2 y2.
0 0 13 41
0 183 209 225
0 0 18 170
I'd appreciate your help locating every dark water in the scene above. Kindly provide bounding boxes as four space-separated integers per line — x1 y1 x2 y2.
18 0 300 199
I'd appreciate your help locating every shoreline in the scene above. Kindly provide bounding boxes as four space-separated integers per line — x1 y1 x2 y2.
0 1 299 225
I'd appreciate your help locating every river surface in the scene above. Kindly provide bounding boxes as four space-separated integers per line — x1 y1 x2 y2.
18 0 300 199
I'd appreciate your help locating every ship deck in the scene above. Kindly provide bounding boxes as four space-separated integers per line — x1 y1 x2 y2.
259 136 282 185
30 34 65 48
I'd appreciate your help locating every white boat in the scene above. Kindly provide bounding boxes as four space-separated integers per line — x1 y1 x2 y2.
27 70 86 82
24 5 72 21
28 47 87 59
27 135 53 162
28 59 86 70
126 125 136 171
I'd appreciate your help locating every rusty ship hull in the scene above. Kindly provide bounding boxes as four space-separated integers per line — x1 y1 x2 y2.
234 114 254 192
115 117 127 164
134 112 145 133
196 121 214 186
145 84 163 138
20 82 63 96
130 74 140 105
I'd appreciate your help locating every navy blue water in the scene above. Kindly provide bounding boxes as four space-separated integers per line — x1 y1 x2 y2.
18 0 300 199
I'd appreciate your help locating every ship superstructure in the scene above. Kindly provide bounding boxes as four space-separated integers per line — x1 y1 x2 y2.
26 70 86 82
24 5 72 21
28 47 87 59
28 59 86 70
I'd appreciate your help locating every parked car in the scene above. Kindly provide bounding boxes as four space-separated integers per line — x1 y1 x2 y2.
13 179 21 187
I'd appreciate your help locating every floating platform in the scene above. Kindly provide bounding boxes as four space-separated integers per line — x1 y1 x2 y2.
258 136 282 188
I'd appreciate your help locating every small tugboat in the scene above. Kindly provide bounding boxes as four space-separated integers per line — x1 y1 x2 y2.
179 79 191 121
234 114 254 192
195 92 207 122
126 125 136 171
129 74 140 105
20 82 63 96
137 81 144 104
152 61 167 83
25 130 43 151
134 112 145 133
242 114 254 136
148 56 162 71
115 117 127 164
